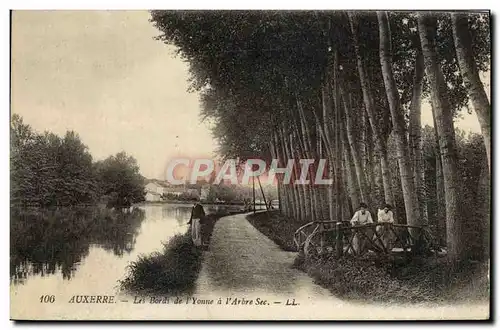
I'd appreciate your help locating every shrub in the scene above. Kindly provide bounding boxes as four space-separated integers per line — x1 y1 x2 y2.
119 232 203 295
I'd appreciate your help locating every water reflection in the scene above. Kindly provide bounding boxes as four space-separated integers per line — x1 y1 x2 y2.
10 207 145 284
10 203 242 287
161 205 191 225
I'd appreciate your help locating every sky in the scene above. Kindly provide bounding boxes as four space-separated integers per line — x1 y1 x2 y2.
11 10 486 179
11 10 217 179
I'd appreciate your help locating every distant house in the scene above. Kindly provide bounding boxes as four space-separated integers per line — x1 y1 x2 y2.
145 180 169 195
163 186 185 197
144 179 201 200
145 191 162 202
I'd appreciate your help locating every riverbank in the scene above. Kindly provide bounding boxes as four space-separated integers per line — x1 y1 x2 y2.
246 210 490 304
245 210 300 252
118 211 242 295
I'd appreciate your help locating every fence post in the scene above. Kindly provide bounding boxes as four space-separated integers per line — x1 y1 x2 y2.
336 222 343 258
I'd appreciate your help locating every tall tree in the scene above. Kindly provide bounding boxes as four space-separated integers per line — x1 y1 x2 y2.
408 51 427 224
348 12 395 208
418 13 465 263
451 13 491 171
377 11 421 227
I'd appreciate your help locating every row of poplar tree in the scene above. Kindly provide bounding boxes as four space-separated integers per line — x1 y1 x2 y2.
149 11 490 263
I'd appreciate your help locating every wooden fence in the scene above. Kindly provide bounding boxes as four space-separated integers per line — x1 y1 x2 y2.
294 221 439 259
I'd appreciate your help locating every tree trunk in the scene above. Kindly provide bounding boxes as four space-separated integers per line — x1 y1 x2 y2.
297 99 321 222
280 126 300 220
434 123 446 246
333 51 344 222
379 142 395 208
377 11 421 227
366 123 379 207
341 113 360 210
408 50 428 224
451 13 491 171
321 84 336 222
289 131 307 222
349 12 394 209
339 86 369 205
418 13 466 264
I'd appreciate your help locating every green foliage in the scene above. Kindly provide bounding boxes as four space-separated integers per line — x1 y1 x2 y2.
150 11 490 161
11 114 145 208
420 125 489 258
11 114 98 207
94 152 146 208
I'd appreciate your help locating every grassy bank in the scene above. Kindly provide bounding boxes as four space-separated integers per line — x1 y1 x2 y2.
246 210 489 304
294 254 489 304
245 210 301 252
118 213 230 295
118 232 202 295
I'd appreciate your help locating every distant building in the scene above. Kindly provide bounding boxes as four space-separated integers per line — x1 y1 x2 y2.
144 179 201 200
145 191 162 202
162 185 185 196
200 185 211 201
145 180 170 195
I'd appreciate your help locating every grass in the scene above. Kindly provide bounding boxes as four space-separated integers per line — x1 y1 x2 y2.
294 254 489 304
245 210 302 251
245 209 489 304
118 212 234 295
118 232 202 295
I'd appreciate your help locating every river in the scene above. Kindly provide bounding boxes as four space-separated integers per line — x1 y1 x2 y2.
9 203 241 319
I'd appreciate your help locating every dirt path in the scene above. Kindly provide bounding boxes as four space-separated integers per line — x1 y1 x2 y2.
194 212 335 298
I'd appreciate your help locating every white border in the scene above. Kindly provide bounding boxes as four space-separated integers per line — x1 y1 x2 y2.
3 1 497 329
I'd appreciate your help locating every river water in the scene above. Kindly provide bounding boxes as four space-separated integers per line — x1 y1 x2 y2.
10 203 241 319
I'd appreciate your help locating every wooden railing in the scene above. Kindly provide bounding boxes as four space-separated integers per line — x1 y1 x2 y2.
294 221 439 259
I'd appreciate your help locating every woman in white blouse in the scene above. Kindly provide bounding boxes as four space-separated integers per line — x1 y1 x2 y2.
350 203 373 254
350 202 374 226
377 204 395 252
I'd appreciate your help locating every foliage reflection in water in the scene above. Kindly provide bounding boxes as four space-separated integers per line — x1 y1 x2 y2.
10 206 146 284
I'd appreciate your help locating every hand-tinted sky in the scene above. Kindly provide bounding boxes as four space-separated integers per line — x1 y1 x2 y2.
11 10 486 179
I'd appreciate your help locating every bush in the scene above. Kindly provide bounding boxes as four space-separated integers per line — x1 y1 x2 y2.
119 232 202 295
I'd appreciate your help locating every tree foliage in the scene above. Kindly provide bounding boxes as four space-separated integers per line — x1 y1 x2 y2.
11 114 145 208
95 152 146 207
